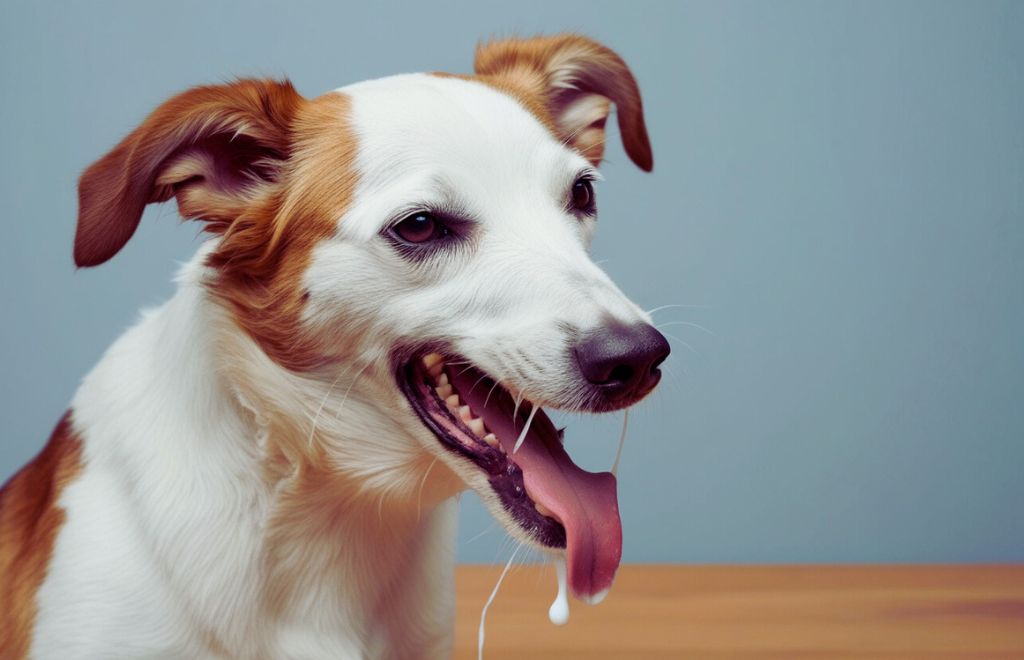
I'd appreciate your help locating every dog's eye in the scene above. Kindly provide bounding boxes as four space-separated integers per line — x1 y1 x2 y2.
392 212 448 244
570 178 595 213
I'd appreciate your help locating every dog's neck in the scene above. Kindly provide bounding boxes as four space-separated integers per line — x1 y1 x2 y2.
71 253 462 656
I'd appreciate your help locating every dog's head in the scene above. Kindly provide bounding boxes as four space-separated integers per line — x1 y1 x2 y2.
75 35 668 601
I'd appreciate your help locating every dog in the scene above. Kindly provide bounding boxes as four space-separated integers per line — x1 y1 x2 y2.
0 34 668 658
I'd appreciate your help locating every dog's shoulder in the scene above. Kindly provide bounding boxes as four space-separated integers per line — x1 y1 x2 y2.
0 411 84 658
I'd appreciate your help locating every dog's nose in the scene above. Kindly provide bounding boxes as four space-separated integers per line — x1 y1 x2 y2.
574 322 671 400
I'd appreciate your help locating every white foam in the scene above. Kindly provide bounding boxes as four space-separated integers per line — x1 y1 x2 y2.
548 555 570 625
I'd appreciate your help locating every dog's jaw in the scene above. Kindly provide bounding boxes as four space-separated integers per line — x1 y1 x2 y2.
396 351 629 600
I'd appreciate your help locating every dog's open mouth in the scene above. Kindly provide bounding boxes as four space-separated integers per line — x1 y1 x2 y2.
398 353 621 601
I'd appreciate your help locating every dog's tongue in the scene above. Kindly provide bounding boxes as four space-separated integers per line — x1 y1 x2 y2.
451 371 622 601
503 420 622 601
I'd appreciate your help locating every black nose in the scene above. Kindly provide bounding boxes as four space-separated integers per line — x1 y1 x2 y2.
574 322 671 400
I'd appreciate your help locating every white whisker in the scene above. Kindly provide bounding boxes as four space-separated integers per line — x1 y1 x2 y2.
512 390 526 421
307 365 349 449
646 303 712 315
611 408 630 477
656 320 715 336
466 523 497 545
484 378 504 409
415 457 439 523
660 331 699 356
455 363 477 379
467 372 491 396
332 359 374 422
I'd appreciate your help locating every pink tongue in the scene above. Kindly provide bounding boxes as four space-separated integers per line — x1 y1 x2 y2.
450 371 622 601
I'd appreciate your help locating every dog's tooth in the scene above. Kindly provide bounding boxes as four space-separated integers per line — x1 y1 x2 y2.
482 433 500 448
468 417 486 436
458 405 474 423
436 372 449 387
427 362 444 378
445 394 460 411
535 502 554 518
435 384 452 399
423 353 444 369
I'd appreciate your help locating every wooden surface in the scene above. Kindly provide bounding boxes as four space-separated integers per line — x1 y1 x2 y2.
454 565 1024 659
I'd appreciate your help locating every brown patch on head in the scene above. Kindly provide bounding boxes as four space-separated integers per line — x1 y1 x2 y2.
470 34 653 171
0 412 84 658
75 80 359 371
207 92 357 371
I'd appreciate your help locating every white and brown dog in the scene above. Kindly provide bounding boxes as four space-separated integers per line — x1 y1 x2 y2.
0 34 668 658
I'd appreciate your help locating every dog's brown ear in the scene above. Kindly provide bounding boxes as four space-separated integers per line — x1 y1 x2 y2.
75 79 304 267
474 34 652 171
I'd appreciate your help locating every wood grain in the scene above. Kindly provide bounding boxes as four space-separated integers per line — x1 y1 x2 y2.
454 565 1024 659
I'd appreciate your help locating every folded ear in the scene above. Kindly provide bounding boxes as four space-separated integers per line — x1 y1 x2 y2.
474 34 652 171
75 79 304 267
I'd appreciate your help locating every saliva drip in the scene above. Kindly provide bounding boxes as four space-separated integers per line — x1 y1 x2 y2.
548 555 570 625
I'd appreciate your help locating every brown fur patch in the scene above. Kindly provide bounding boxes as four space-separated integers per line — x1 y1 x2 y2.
470 34 653 171
207 92 358 372
0 412 84 658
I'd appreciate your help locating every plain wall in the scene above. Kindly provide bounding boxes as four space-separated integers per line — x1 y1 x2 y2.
1 0 1022 563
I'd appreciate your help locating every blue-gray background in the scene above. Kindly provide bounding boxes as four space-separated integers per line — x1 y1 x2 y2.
2 0 1022 563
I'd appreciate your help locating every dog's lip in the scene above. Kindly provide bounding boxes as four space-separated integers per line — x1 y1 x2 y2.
396 352 623 601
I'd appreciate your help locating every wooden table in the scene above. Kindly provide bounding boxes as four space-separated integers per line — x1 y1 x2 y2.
454 565 1024 659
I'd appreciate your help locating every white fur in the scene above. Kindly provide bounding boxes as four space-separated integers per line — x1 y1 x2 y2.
30 73 650 658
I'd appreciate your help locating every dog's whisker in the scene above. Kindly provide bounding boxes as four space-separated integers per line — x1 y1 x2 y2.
512 389 527 422
483 377 504 410
576 136 608 155
466 523 498 545
660 331 699 356
646 303 712 315
559 120 606 148
468 372 491 397
331 359 375 422
307 364 351 449
660 362 686 395
559 121 591 145
656 320 715 336
377 489 387 524
415 456 439 524
455 363 477 379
